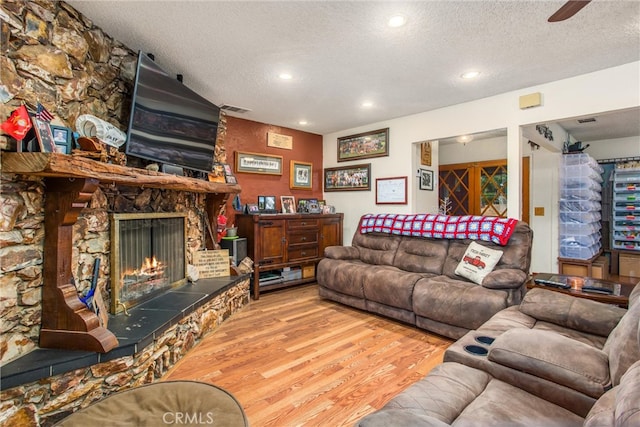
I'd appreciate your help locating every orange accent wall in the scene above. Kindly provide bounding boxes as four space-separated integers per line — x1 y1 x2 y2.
223 116 324 227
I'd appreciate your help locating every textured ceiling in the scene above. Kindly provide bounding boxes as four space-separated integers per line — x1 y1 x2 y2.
67 1 640 139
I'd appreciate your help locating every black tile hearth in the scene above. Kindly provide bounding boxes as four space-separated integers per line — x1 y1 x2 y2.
1 276 247 390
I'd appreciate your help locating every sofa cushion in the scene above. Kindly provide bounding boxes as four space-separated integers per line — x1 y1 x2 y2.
315 258 369 298
519 288 626 337
393 237 448 274
454 241 503 285
413 276 508 330
352 232 402 266
358 362 583 427
584 360 640 427
362 267 423 311
603 301 640 386
488 329 611 398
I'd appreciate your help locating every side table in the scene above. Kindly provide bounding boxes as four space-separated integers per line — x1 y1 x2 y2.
528 273 634 308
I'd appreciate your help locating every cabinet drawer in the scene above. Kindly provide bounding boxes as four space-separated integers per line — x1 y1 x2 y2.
288 231 318 245
288 246 318 261
288 219 319 229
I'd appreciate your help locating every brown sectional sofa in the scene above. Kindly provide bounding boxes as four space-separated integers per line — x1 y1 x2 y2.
357 282 640 427
317 221 533 339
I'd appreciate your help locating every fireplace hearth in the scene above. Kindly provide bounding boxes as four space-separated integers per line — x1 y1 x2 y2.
111 213 188 314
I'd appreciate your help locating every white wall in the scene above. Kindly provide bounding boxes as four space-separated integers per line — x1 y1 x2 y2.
323 61 640 272
587 136 640 161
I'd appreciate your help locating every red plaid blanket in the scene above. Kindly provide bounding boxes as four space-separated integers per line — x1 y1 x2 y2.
359 214 519 246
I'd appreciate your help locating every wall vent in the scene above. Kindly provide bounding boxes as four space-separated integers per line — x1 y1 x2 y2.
219 104 252 114
577 117 597 123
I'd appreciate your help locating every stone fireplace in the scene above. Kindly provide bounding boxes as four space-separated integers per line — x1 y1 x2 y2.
110 212 187 314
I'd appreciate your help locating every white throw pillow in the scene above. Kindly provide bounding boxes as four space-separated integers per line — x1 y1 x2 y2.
455 241 503 285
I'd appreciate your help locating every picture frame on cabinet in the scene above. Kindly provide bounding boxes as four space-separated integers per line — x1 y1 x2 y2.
281 196 296 214
246 203 260 214
324 163 371 192
290 160 313 190
337 128 389 162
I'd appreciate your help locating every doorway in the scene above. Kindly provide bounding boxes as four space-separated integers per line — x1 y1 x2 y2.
439 158 530 225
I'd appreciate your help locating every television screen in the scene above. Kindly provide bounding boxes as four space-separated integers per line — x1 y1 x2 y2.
125 51 219 173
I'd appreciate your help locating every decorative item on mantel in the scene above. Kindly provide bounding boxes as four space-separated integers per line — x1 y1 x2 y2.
73 114 127 165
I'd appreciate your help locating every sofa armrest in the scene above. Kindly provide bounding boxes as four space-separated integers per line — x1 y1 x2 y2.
324 245 361 260
480 268 527 289
519 288 626 337
488 329 611 398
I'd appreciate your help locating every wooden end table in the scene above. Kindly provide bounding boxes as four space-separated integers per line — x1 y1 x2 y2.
528 273 635 308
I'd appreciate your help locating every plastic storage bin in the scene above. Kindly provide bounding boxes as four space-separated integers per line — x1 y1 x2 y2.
559 153 603 260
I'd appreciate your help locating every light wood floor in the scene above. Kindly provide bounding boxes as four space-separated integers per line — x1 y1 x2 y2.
165 284 452 427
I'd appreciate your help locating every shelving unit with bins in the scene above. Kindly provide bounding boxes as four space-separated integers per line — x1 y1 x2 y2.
558 153 603 261
612 164 640 252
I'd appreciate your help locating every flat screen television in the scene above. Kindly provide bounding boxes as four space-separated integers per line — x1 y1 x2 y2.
125 51 219 173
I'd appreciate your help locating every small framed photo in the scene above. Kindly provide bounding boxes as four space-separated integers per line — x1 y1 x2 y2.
281 195 296 213
246 203 260 214
290 160 312 190
32 116 56 153
259 195 276 212
50 125 73 154
419 169 434 191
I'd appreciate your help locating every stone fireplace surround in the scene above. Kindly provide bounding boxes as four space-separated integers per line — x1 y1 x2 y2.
0 154 247 426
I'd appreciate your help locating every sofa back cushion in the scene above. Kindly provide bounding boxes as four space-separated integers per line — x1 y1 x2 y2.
603 301 640 386
442 221 533 280
352 231 402 266
393 237 449 274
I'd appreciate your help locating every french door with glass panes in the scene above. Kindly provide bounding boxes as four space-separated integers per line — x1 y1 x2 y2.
438 158 529 225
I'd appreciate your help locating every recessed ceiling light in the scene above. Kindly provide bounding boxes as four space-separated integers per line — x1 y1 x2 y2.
298 120 308 125
457 135 474 144
460 71 480 79
388 14 407 27
362 101 373 108
279 73 293 80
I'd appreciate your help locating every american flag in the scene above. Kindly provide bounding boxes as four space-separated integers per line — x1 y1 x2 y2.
36 102 54 122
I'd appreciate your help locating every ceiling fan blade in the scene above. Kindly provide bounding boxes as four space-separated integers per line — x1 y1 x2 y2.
548 0 591 22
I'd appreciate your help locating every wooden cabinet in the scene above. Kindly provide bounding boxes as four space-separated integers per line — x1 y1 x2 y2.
236 213 343 299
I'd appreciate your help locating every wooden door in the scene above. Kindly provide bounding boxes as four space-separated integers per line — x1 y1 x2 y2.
439 158 530 224
256 219 286 266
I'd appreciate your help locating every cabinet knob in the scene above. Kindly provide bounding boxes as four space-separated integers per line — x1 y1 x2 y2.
301 237 306 241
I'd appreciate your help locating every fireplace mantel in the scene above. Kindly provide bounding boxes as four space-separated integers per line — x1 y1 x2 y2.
1 152 241 353
1 152 241 195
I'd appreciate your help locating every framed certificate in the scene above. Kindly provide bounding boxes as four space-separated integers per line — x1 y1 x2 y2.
375 176 407 204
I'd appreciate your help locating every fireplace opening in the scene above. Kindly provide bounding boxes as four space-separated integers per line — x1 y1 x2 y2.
110 212 187 314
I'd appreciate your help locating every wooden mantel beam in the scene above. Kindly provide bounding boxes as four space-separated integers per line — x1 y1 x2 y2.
1 153 241 195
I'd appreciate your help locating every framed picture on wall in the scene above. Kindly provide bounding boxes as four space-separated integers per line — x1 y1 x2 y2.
376 176 407 204
323 163 371 192
419 169 434 191
337 128 389 162
290 160 312 190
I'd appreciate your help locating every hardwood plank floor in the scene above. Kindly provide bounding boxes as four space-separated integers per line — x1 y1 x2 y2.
164 284 452 427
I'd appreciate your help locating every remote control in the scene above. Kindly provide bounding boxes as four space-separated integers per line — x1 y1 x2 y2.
534 279 571 289
581 286 613 295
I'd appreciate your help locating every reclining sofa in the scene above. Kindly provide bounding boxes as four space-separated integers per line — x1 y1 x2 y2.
317 214 533 339
357 282 640 426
